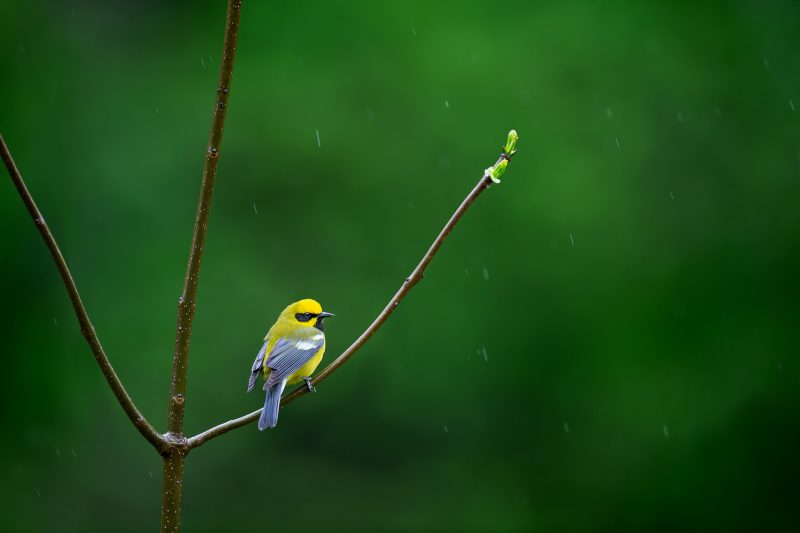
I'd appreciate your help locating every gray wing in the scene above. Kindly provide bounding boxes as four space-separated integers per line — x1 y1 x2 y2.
247 340 268 392
264 328 325 388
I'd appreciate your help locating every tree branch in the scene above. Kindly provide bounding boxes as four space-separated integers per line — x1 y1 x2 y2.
161 1 242 531
166 0 242 438
1 133 165 451
187 132 519 450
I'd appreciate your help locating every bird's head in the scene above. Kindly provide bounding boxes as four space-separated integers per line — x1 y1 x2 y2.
282 298 334 331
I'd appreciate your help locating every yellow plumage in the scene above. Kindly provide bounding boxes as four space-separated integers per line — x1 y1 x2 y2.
247 298 333 429
261 299 326 385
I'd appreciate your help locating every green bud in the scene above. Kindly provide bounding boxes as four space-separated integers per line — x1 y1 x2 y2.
504 129 519 156
488 158 508 183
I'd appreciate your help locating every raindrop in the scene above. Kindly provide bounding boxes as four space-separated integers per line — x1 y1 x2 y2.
253 203 258 214
569 233 575 246
53 317 58 325
70 449 77 457
443 425 448 433
563 422 570 433
315 129 321 147
763 56 770 69
669 191 675 200
464 268 469 276
662 424 670 438
200 57 205 68
155 107 160 114
444 100 450 108
481 347 488 362
148 471 153 478
790 100 796 112
605 107 613 119
411 27 417 37
482 267 489 280
35 489 41 497
615 137 620 149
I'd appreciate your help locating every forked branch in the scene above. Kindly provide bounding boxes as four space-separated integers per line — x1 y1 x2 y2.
187 131 519 450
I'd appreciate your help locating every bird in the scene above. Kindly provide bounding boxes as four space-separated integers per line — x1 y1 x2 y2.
247 299 334 430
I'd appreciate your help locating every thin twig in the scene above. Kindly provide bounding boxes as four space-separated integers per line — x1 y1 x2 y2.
187 149 515 450
1 133 165 451
166 0 242 437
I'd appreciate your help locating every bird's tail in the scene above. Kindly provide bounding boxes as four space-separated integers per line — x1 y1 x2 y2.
258 379 287 430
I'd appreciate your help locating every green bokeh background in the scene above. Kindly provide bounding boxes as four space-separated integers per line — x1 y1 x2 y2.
2 1 799 531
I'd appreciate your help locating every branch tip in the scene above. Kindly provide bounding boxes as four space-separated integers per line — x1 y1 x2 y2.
504 129 519 156
487 129 519 183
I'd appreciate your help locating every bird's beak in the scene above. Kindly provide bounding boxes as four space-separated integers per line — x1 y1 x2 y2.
318 311 334 319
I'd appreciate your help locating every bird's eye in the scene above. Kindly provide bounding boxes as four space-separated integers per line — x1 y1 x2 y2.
305 312 312 319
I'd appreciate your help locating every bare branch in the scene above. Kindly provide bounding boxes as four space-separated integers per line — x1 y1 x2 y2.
187 138 518 450
1 133 165 451
187 408 260 448
161 1 243 531
166 0 242 437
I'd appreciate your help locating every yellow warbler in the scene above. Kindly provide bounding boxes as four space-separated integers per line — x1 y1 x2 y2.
247 299 333 429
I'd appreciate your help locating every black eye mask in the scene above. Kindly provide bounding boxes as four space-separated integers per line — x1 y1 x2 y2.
295 312 317 323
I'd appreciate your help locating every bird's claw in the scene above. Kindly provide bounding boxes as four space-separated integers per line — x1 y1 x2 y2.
302 377 316 393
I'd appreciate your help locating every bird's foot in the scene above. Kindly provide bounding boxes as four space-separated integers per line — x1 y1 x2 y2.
302 377 316 393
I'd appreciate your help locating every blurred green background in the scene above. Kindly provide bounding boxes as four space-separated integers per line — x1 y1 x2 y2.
2 1 799 531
